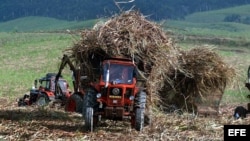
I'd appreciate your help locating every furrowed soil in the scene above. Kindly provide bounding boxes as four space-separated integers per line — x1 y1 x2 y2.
0 98 249 141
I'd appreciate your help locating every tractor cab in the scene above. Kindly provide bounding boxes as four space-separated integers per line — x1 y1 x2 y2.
96 58 139 107
36 73 69 96
102 59 136 85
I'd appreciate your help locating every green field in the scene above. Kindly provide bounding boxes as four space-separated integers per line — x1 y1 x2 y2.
1 6 250 105
0 32 75 100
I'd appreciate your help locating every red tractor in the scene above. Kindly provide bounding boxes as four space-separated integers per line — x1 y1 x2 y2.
18 73 72 107
82 57 147 131
55 55 147 131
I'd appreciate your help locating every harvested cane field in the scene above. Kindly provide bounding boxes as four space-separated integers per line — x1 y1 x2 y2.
1 11 250 140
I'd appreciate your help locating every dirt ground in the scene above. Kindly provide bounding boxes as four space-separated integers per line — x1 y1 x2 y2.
0 98 249 141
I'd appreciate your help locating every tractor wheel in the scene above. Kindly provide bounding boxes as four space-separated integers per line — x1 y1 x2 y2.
65 93 83 113
135 108 145 131
85 107 94 132
36 93 49 106
134 91 147 131
82 89 97 117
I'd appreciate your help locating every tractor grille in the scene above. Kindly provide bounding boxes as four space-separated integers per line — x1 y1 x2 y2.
109 88 122 97
107 87 123 106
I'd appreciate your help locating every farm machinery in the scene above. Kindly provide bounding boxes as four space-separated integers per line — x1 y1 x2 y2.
233 66 250 119
18 73 72 107
55 54 147 131
245 66 250 100
244 66 250 110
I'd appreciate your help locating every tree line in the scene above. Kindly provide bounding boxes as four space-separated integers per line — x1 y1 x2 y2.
1 0 250 22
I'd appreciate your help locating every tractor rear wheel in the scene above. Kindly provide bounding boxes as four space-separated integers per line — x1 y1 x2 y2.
65 93 83 113
85 107 94 132
36 93 49 106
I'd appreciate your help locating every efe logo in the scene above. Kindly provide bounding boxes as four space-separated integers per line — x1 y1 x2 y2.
224 125 249 141
228 129 246 136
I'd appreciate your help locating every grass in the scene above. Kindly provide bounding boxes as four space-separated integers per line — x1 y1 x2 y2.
221 89 249 105
164 20 250 41
0 32 76 99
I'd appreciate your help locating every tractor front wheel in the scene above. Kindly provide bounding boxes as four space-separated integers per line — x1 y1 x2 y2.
135 108 145 131
36 93 49 106
134 91 146 131
85 107 94 132
82 89 97 116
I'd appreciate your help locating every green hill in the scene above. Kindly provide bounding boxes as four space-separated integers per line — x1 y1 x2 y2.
184 4 250 23
0 16 99 32
161 5 250 42
1 5 250 45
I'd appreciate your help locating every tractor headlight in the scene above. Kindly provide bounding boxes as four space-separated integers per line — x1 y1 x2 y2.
129 95 134 101
96 93 102 98
112 88 120 95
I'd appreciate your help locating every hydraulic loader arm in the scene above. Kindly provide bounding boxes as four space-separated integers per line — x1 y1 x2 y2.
55 54 79 93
